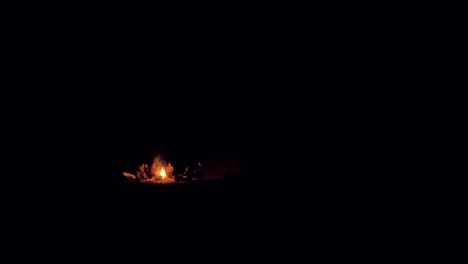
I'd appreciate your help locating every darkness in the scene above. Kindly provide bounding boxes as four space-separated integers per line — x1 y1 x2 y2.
1 1 462 15
1 23 467 253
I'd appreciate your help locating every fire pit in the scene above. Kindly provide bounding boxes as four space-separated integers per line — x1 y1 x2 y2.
122 154 182 184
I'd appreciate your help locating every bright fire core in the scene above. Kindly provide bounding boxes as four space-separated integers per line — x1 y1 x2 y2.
160 167 166 179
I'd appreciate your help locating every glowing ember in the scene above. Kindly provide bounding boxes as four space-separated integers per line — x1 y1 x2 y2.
160 167 166 179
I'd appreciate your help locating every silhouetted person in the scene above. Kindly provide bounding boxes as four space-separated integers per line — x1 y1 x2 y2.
184 165 194 181
166 162 174 178
174 166 189 182
137 164 147 180
144 164 150 178
193 161 203 179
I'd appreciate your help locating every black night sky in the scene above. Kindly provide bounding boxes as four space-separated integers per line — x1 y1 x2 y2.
2 23 467 248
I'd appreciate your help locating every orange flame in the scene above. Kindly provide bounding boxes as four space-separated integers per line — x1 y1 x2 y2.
160 167 166 179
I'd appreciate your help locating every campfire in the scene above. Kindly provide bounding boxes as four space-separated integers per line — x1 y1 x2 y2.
160 167 166 179
121 152 231 184
122 154 176 183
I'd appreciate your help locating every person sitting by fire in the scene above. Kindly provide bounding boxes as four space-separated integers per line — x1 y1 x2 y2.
136 164 148 180
144 164 150 178
193 161 203 179
174 165 189 182
181 165 190 180
166 162 174 178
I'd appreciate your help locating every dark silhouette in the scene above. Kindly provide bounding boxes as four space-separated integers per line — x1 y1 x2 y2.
193 161 203 179
136 164 148 180
144 164 150 178
166 162 174 179
174 166 190 182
